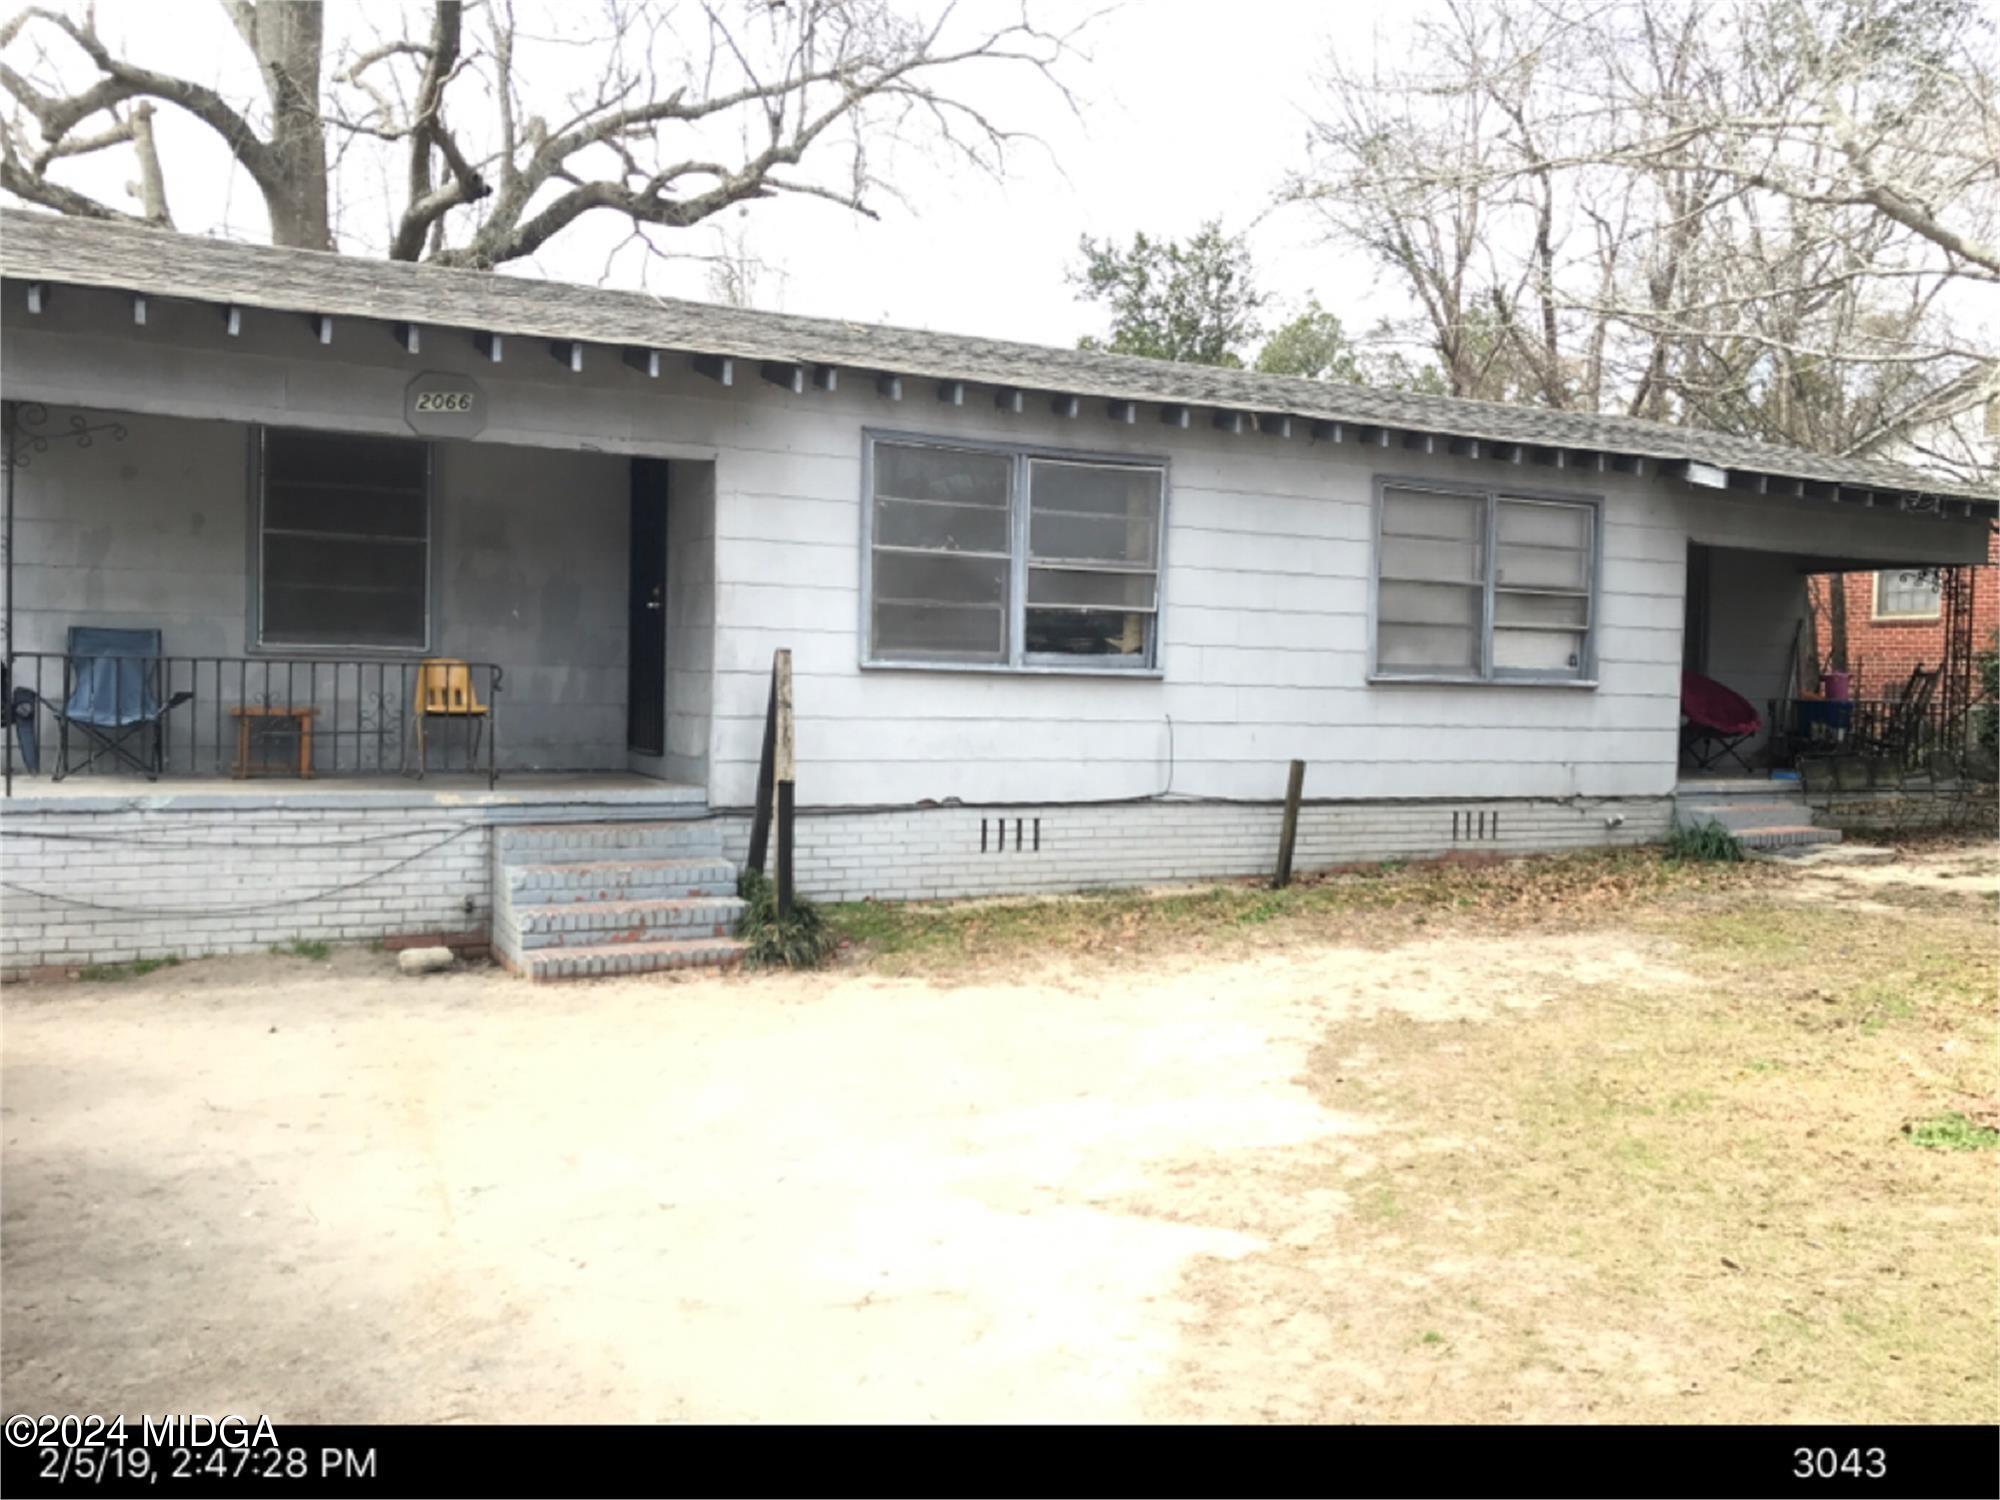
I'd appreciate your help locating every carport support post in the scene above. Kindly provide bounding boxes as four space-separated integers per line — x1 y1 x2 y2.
774 650 795 919
1273 759 1306 889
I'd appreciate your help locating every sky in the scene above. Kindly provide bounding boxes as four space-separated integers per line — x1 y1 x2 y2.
1 0 1395 350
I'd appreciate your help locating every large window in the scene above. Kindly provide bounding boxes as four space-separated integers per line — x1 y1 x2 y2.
257 427 430 650
1373 482 1597 683
864 435 1165 670
1873 568 1941 620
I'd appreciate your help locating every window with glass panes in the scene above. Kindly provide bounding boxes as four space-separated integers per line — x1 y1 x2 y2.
1872 568 1941 618
1373 483 1596 682
864 435 1165 670
257 427 430 650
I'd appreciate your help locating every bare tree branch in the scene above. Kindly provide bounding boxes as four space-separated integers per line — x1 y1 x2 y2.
2 0 1088 271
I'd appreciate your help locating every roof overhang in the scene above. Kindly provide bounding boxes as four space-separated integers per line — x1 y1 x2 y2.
2 210 1995 520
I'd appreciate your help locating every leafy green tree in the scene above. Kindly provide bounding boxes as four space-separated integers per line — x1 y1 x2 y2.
1071 222 1456 392
1254 299 1364 382
1071 220 1264 366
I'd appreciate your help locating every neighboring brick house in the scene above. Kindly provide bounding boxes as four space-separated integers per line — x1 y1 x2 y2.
1810 524 1999 701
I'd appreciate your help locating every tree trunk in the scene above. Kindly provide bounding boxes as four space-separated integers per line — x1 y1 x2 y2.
234 1 332 250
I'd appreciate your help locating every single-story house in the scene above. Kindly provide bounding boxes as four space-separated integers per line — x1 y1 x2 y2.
2 209 1993 977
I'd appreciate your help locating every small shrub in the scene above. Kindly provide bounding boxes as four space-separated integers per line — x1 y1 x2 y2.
272 939 332 961
1904 1112 2000 1152
736 869 839 969
1665 820 1745 863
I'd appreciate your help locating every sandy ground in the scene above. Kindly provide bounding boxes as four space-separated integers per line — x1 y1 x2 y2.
1 846 1992 1423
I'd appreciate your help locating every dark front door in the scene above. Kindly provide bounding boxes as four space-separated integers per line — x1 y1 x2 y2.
627 458 668 756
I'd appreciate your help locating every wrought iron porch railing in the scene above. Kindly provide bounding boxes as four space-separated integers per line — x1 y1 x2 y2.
2 653 501 792
1767 693 1975 769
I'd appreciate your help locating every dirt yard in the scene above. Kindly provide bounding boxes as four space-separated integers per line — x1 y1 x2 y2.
3 844 1995 1423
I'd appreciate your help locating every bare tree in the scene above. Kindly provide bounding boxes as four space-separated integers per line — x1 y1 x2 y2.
1 0 1084 268
1290 0 1999 476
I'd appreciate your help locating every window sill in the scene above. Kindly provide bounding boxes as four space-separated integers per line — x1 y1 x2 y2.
1867 613 1942 624
1368 673 1599 689
861 658 1164 680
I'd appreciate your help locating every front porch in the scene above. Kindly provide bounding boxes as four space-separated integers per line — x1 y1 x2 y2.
2 401 717 796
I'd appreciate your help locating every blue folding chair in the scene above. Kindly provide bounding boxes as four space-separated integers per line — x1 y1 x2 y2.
43 627 194 781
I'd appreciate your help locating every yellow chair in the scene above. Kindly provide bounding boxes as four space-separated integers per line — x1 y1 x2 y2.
410 658 488 777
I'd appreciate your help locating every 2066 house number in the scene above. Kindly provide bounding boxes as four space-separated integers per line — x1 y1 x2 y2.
404 371 488 437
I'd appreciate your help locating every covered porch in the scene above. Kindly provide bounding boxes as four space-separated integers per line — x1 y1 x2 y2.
2 400 717 800
1681 535 1984 775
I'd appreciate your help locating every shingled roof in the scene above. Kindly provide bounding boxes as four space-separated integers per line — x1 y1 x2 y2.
2 207 1993 509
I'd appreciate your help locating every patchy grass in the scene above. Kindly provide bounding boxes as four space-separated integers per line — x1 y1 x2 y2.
828 847 1769 978
1165 886 1999 1423
76 955 180 983
1906 1113 2000 1152
271 940 333 961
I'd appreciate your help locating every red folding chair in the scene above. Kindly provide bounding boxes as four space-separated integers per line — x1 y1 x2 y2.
1680 671 1762 772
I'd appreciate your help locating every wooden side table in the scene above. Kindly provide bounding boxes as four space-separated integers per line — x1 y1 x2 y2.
229 706 317 779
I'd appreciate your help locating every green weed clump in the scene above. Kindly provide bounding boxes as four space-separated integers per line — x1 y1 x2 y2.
1666 820 1745 863
736 869 839 969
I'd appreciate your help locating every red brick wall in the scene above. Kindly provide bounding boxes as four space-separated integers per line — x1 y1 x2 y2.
1808 526 2000 700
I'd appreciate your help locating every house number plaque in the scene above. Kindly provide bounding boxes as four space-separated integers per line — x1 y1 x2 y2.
404 372 488 439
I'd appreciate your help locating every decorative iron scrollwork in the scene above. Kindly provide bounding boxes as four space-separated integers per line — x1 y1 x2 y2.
5 402 129 469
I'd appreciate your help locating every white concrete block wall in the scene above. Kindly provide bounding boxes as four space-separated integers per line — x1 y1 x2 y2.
1 806 493 970
718 794 1674 903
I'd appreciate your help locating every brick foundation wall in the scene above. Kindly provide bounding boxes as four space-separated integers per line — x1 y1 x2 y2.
3 793 1676 970
1 807 495 972
713 795 1675 904
1809 529 2000 700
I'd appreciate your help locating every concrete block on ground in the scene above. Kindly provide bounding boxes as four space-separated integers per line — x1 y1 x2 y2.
397 946 456 975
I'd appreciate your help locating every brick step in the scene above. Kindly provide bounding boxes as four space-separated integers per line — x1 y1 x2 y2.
510 896 746 949
495 820 724 864
505 856 738 904
1679 799 1811 833
1673 778 1802 799
1738 825 1842 850
516 935 749 983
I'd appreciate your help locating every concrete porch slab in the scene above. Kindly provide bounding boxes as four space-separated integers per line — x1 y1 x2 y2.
0 772 706 818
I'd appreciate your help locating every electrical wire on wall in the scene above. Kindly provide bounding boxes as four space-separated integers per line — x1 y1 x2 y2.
0 824 480 919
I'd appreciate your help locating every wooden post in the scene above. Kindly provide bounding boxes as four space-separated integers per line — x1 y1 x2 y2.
746 666 778 873
774 649 795 918
1273 759 1306 889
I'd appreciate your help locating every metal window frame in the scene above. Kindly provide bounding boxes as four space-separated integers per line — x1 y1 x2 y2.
859 428 1170 676
1871 567 1942 621
1368 474 1602 687
248 423 436 655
